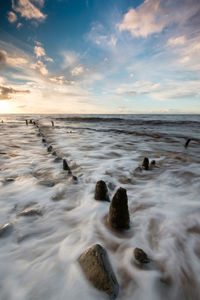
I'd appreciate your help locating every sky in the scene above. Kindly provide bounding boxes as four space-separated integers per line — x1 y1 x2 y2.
0 0 200 114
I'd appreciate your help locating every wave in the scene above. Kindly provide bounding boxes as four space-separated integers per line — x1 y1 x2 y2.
54 116 200 127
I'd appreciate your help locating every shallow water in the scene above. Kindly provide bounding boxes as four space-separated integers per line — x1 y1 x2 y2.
0 114 200 300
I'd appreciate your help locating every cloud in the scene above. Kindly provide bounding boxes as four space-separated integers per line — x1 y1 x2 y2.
34 42 54 62
119 0 200 38
17 22 23 29
71 65 84 76
167 36 186 46
44 57 54 62
62 51 79 68
0 85 30 100
31 60 48 75
8 11 18 23
34 45 46 57
0 50 28 69
49 75 72 85
12 0 46 21
109 36 117 47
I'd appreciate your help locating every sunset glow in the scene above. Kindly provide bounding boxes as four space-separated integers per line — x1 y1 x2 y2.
0 0 200 113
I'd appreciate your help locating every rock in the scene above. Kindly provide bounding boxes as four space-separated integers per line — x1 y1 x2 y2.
54 156 62 162
107 182 116 191
17 208 42 217
47 145 53 152
4 178 15 183
72 175 78 183
134 166 143 173
184 139 191 148
142 157 149 170
25 120 28 126
0 223 13 238
52 151 57 156
51 121 54 127
42 138 46 143
38 180 55 187
150 160 156 169
134 248 150 264
78 244 119 299
94 180 110 202
63 159 71 173
29 119 33 124
108 187 130 230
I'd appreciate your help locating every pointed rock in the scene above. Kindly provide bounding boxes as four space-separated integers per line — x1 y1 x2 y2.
63 159 71 173
108 187 130 230
79 244 119 299
134 248 150 264
95 180 110 201
142 157 149 170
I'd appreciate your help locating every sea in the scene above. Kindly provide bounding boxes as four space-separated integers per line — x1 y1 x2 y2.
0 114 200 300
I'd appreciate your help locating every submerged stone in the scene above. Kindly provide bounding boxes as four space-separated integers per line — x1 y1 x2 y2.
52 151 57 156
0 223 13 238
142 157 149 170
108 187 130 230
38 180 55 187
42 138 46 143
54 156 62 163
17 208 42 217
134 248 150 264
78 244 119 299
4 178 15 183
94 180 110 202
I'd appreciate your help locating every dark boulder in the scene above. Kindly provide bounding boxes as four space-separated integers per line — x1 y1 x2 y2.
52 151 57 156
47 145 53 152
72 175 78 183
108 187 130 230
142 157 149 170
42 138 46 143
63 159 71 173
78 244 119 299
95 180 110 202
134 248 150 264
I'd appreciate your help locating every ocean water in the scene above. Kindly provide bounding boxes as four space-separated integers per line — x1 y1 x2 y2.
0 114 200 300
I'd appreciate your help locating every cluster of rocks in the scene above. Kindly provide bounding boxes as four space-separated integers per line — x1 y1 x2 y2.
29 119 78 182
78 180 151 298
